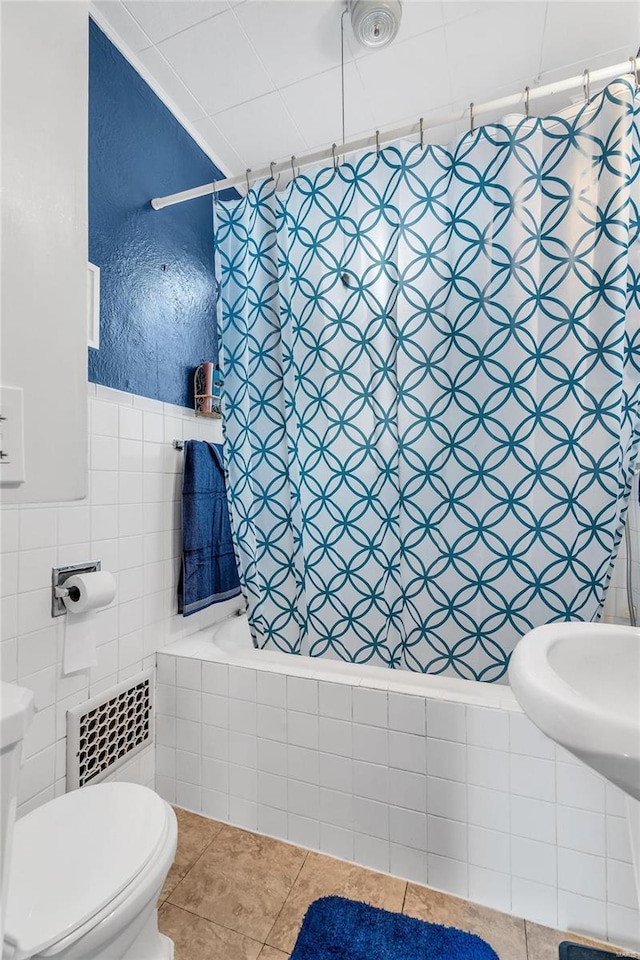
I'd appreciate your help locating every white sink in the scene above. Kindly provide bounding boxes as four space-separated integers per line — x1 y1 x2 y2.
509 622 640 800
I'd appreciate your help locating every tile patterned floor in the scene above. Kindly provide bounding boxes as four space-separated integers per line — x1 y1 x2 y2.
158 807 635 960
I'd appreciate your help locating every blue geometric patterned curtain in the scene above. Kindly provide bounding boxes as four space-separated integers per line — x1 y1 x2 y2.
215 79 640 681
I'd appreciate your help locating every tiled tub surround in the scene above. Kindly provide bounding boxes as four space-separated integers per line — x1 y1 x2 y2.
156 621 640 951
0 384 242 817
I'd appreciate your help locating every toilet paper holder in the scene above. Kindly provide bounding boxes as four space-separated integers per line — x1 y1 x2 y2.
51 561 101 617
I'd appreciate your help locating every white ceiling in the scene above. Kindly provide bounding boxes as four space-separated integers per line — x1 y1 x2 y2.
91 0 639 182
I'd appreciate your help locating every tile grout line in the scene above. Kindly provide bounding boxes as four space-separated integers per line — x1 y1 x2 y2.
263 848 311 950
401 880 409 913
161 814 226 905
161 899 267 951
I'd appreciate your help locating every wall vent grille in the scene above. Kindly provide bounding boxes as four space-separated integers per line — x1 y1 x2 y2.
66 668 154 790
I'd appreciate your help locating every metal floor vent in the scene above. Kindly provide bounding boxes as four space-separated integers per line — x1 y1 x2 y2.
66 668 154 790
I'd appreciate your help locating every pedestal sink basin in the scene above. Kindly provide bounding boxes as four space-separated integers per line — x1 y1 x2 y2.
509 622 640 801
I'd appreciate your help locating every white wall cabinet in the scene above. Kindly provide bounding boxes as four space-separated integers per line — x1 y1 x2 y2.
1 0 89 503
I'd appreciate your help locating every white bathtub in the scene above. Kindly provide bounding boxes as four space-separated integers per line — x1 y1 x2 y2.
156 614 639 949
164 613 519 710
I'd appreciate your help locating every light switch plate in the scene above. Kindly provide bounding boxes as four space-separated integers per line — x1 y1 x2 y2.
0 386 26 484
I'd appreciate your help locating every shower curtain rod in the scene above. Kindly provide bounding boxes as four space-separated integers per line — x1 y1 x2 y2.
151 57 637 211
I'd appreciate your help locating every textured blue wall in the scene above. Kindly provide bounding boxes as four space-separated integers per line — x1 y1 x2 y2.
88 20 232 407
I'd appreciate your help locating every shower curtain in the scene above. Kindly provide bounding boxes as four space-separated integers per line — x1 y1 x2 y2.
215 79 640 681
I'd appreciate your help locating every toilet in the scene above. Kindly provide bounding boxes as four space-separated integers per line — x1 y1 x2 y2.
1 684 177 960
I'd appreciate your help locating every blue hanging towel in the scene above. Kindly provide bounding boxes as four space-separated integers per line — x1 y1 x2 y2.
178 440 241 616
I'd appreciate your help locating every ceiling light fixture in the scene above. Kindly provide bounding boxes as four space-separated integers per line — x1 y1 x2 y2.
349 0 402 48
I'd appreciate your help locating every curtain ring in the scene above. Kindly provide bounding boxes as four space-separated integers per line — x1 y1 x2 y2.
376 130 380 157
469 101 475 134
245 169 252 192
269 161 277 182
290 156 297 182
630 56 639 89
419 117 424 149
332 143 338 169
524 85 530 118
583 69 591 102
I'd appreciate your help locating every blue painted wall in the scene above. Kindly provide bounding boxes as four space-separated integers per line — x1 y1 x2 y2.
88 19 232 407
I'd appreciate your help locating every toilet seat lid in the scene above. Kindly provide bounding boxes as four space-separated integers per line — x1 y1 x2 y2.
5 782 170 957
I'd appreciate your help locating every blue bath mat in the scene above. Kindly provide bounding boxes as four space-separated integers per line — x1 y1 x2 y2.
289 896 499 959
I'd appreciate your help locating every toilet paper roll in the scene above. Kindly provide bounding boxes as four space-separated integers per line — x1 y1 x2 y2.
62 571 116 614
62 572 116 674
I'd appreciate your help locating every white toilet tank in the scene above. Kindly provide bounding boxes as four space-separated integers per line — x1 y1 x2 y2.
0 683 34 948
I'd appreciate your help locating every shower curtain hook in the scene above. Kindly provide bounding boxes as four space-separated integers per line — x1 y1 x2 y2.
583 69 591 102
269 162 281 190
290 156 297 183
419 117 424 149
524 85 530 118
332 143 338 169
630 56 639 89
469 102 475 134
212 179 218 205
245 169 252 192
376 130 380 157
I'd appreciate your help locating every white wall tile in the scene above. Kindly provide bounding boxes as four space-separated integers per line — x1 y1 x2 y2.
467 706 509 750
353 688 387 728
258 704 286 742
557 763 606 813
229 665 256 702
510 713 555 760
287 676 318 714
320 823 354 861
389 730 425 774
557 805 606 857
469 865 511 914
390 842 428 884
427 776 467 823
320 787 353 831
510 754 555 803
353 761 388 804
606 815 633 863
426 738 466 782
318 716 352 757
606 858 638 909
19 508 58 551
426 700 466 741
288 745 319 785
467 746 509 792
388 692 425 735
318 681 352 720
319 751 352 794
511 836 557 886
512 877 558 929
428 853 468 898
354 833 389 873
258 738 287 777
389 769 427 813
257 670 285 707
510 795 556 844
354 723 388 765
469 824 510 873
428 815 467 861
558 891 607 940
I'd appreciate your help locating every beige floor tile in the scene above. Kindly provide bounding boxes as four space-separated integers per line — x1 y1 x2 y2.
404 883 527 960
160 806 224 903
525 921 640 960
168 824 307 942
258 947 290 960
159 902 263 960
266 850 407 954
